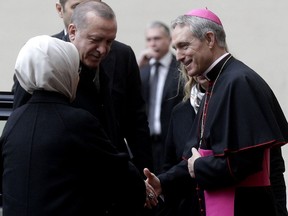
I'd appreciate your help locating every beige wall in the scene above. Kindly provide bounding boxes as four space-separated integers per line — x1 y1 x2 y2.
1 0 288 207
1 0 288 114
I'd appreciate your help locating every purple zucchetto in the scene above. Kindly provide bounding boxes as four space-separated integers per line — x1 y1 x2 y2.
185 8 222 26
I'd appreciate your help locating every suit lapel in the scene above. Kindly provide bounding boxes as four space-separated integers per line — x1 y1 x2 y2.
141 66 151 103
101 44 116 91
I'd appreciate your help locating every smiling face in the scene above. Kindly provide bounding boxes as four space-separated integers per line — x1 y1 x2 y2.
171 25 214 77
68 12 117 69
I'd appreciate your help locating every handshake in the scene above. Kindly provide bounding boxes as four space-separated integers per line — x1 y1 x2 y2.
143 168 160 209
143 147 201 209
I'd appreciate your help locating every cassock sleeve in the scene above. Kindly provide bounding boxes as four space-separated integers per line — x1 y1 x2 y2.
159 160 196 198
194 147 265 190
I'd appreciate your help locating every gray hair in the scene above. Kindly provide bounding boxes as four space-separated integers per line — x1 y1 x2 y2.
71 0 115 30
146 21 171 38
171 15 227 50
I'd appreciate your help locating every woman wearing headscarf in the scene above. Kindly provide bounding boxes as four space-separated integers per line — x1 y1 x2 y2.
0 35 146 216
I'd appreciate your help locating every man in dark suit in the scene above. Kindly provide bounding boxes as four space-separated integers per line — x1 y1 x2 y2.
138 21 184 175
56 0 153 175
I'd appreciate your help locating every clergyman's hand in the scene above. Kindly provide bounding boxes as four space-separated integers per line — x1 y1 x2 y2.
188 147 201 178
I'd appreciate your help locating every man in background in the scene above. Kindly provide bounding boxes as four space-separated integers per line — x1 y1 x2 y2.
138 21 184 175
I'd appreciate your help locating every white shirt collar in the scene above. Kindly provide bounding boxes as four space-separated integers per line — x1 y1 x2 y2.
149 52 173 68
203 53 229 80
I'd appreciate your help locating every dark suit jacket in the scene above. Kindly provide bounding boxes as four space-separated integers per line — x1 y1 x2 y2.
51 30 65 40
56 31 153 172
140 55 184 173
0 91 146 216
101 39 153 173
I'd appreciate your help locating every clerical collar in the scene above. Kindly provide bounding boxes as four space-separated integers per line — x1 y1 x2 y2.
204 53 231 81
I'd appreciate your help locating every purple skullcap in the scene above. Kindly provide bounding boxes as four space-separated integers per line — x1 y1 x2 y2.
185 8 222 26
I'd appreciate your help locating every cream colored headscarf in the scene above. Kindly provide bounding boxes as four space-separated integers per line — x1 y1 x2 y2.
15 35 80 102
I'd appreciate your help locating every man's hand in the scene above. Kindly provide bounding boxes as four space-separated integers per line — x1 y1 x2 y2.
143 168 160 208
187 147 201 178
137 48 158 68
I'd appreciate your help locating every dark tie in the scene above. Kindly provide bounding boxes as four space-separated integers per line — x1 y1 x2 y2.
148 61 161 135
